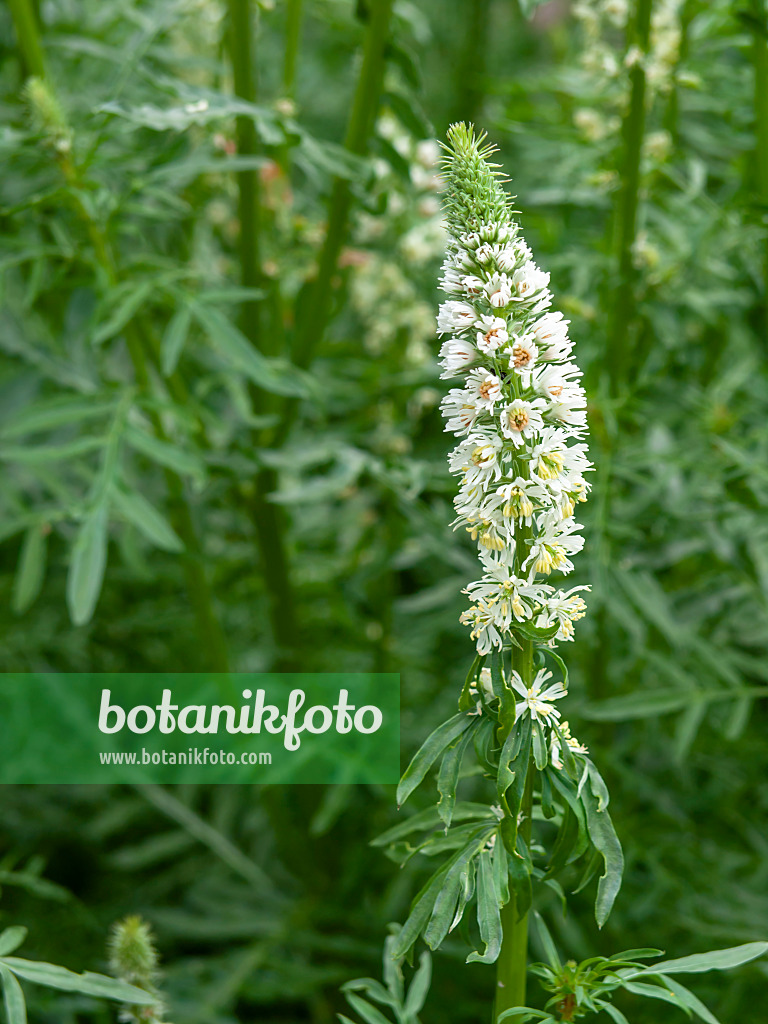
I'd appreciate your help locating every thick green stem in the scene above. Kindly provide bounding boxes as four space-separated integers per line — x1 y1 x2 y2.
752 0 768 331
608 0 653 391
226 0 298 664
7 0 46 78
8 3 229 670
495 640 534 1020
291 0 395 373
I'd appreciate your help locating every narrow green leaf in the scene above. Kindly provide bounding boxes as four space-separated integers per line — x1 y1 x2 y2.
581 768 623 927
631 943 768 977
659 976 720 1024
0 930 26 958
343 993 393 1024
66 502 109 626
371 803 494 847
0 958 155 1004
0 397 115 438
112 487 183 552
532 912 561 970
93 281 154 345
396 713 475 808
0 964 26 1024
191 302 309 398
403 952 431 1020
11 526 47 614
466 849 502 964
437 726 475 828
160 306 192 376
600 1003 630 1024
125 425 204 480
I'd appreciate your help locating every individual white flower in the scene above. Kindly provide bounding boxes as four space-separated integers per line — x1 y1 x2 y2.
494 477 545 525
465 368 502 410
439 337 477 378
437 300 476 335
511 261 550 302
484 272 513 308
465 509 509 553
441 389 481 435
499 399 545 445
464 568 546 628
459 601 504 654
450 431 504 489
510 669 567 724
475 315 509 355
550 720 588 769
531 311 572 361
541 586 589 641
509 334 539 372
462 274 486 298
524 516 585 577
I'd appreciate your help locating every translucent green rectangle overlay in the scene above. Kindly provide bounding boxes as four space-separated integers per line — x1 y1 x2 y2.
0 674 400 784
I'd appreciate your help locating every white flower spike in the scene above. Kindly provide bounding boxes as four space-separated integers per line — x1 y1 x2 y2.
437 124 592 653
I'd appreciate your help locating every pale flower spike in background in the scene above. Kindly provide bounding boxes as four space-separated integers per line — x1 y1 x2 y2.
436 123 591 659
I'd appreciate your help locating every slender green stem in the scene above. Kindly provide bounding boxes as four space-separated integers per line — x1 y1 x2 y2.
495 638 533 1020
290 0 395 374
751 0 768 331
226 0 264 353
8 1 229 670
608 0 653 391
7 0 46 78
282 0 304 99
226 0 298 665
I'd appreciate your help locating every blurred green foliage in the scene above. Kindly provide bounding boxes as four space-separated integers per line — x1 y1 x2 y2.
0 0 767 1021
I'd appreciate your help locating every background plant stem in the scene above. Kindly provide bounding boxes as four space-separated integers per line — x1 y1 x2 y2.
751 0 768 332
608 0 653 391
226 0 298 665
7 0 46 78
290 0 395 374
282 0 303 99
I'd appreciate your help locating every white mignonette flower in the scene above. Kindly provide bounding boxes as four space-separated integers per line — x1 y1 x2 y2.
532 311 572 362
475 315 510 355
541 586 590 641
450 432 504 488
524 515 585 577
465 569 546 628
499 399 546 445
509 334 539 372
484 272 514 308
466 368 503 410
437 300 476 335
440 389 481 435
439 337 477 378
550 720 588 770
509 669 567 724
494 477 544 525
437 124 591 655
511 261 550 302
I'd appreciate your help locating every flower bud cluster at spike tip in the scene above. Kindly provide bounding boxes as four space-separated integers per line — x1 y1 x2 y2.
108 916 167 1023
437 124 592 656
